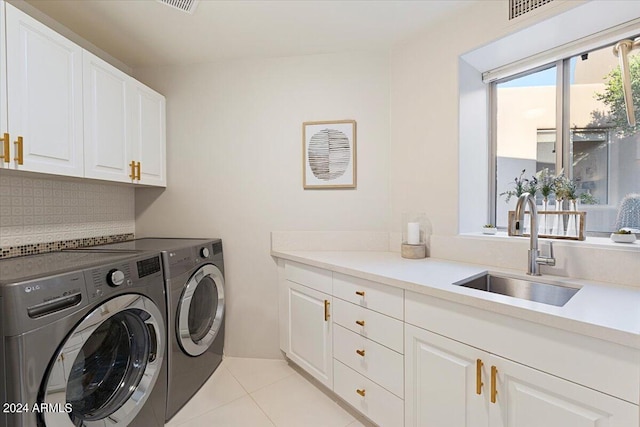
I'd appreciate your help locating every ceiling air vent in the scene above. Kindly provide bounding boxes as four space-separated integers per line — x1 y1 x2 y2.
157 0 200 14
509 0 554 20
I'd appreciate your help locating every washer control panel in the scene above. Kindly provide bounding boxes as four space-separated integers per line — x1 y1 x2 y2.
137 256 161 278
85 255 162 301
107 269 125 287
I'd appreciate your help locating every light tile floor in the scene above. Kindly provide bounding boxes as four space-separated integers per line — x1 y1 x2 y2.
165 357 376 427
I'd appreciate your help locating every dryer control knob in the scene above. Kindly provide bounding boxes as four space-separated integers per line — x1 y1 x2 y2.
107 269 125 287
200 247 210 258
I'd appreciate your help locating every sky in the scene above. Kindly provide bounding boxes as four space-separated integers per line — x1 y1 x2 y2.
498 58 578 88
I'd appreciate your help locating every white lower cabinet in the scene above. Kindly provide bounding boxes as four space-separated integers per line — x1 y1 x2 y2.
333 324 404 398
491 353 638 427
405 324 638 427
334 360 404 427
284 280 333 389
405 324 489 427
279 259 639 427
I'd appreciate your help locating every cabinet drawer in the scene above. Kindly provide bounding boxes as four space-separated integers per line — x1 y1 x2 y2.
334 360 404 427
333 298 403 354
333 325 403 398
284 261 332 294
333 272 403 320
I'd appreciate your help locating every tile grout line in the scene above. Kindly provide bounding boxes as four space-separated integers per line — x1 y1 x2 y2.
222 358 299 427
246 392 278 427
224 358 298 395
170 365 248 427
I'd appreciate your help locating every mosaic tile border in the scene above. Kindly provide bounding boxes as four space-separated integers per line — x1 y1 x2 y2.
0 233 135 259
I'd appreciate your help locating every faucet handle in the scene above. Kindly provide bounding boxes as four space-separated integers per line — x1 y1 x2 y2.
537 241 556 267
546 241 554 259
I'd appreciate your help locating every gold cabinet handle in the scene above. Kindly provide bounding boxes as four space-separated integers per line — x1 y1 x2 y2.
129 161 136 179
476 359 483 395
355 291 365 297
356 389 366 397
0 133 9 163
324 300 330 322
355 320 365 327
14 136 23 165
356 349 365 357
136 161 141 180
491 365 498 403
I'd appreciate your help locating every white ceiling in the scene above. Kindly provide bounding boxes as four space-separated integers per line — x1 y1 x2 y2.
23 0 478 69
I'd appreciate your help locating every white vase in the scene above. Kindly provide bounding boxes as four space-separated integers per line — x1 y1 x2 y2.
566 199 579 237
539 198 549 235
552 199 565 236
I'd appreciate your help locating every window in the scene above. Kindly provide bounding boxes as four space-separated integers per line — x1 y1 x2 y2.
492 41 640 233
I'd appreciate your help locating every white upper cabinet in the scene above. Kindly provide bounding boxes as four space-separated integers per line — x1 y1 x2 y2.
83 50 132 183
5 2 84 177
84 51 166 186
131 83 166 187
0 2 7 168
1 2 166 186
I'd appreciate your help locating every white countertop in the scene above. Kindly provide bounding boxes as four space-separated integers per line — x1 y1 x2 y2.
272 250 640 349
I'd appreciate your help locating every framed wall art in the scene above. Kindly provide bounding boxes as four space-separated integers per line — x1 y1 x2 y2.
302 120 356 189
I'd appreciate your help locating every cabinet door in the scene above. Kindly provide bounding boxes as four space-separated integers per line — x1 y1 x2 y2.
83 51 133 183
5 3 83 176
286 280 333 389
405 324 489 427
131 82 165 186
490 354 638 427
0 1 8 168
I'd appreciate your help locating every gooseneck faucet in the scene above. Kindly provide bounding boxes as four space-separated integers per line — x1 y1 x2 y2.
514 192 556 276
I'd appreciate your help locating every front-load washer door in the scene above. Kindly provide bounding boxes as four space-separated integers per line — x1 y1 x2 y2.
41 294 165 427
177 264 225 356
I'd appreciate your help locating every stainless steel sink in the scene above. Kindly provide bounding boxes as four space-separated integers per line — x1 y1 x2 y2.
456 273 580 307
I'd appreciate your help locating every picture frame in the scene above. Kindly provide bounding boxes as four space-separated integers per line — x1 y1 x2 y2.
302 120 356 189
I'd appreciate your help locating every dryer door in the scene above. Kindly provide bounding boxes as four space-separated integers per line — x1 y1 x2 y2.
41 294 165 427
177 264 225 356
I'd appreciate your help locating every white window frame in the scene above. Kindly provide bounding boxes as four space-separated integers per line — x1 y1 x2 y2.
458 0 640 234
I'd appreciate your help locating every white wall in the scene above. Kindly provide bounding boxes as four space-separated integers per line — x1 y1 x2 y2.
388 1 585 237
389 1 510 237
134 52 390 358
390 1 640 287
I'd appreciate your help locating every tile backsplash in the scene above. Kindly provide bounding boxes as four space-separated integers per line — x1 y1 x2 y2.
0 173 135 257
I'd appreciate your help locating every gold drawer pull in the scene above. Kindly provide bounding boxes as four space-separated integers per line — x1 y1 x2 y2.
136 161 141 180
491 365 498 403
1 133 9 163
14 136 23 165
355 291 365 297
356 349 365 357
476 359 483 395
129 161 136 179
324 300 330 322
356 389 366 397
355 320 365 327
